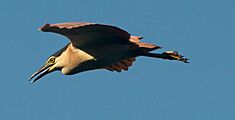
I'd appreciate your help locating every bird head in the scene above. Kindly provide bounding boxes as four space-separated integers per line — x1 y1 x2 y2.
29 56 59 83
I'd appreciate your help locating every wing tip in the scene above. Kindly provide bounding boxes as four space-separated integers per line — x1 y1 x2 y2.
38 23 51 31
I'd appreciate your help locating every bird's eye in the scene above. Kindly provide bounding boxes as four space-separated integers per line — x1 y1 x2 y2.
49 58 55 63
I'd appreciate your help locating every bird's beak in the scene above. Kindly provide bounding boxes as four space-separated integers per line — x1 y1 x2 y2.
29 64 55 83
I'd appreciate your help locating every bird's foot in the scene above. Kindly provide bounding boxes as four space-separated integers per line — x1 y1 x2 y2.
162 51 189 63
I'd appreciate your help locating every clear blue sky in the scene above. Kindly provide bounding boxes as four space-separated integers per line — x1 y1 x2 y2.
0 0 234 120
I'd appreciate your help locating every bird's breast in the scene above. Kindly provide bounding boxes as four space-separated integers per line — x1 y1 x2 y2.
60 43 136 75
58 44 96 74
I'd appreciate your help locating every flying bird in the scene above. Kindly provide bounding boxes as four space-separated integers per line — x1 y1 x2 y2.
30 22 188 83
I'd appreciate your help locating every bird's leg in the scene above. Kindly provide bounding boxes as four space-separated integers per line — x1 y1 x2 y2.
142 51 189 63
161 51 189 63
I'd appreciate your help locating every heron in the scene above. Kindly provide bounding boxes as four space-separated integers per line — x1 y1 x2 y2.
29 22 188 83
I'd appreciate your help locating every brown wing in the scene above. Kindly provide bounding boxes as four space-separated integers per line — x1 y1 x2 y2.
104 57 136 72
39 22 131 47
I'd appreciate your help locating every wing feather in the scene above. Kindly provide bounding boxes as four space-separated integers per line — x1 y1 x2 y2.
104 57 136 72
39 22 131 47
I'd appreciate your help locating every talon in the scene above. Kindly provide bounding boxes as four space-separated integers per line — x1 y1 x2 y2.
162 51 189 63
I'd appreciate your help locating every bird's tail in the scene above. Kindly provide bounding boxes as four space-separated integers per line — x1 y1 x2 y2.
130 36 161 51
141 51 189 63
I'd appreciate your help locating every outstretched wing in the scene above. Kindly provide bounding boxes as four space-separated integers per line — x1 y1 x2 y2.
39 22 132 47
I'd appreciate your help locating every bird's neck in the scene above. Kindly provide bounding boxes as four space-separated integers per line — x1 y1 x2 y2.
55 43 95 74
